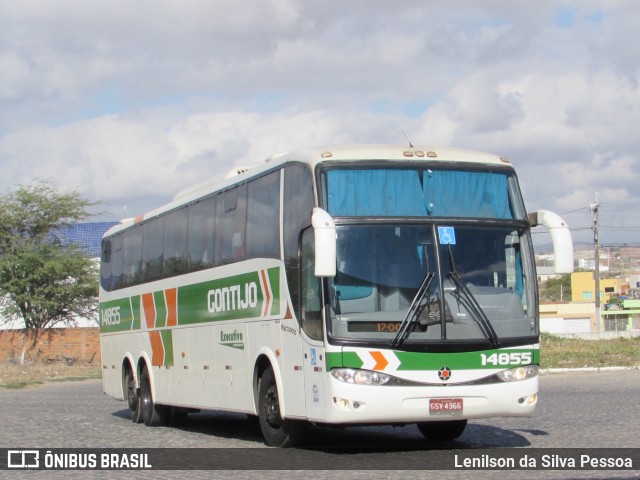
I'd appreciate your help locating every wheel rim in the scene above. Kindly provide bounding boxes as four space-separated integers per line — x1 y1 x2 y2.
263 384 282 429
127 375 137 409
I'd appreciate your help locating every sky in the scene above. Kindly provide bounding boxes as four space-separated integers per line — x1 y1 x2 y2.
1 0 639 247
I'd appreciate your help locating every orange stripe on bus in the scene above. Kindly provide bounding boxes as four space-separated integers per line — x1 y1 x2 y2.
260 270 271 316
370 351 389 371
142 293 156 329
260 270 271 317
165 288 178 327
148 331 165 367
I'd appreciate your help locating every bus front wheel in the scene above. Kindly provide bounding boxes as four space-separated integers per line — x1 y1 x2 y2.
417 420 467 441
258 367 305 447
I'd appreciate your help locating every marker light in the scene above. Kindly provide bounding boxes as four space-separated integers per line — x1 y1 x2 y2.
333 397 349 409
331 368 391 385
497 365 538 382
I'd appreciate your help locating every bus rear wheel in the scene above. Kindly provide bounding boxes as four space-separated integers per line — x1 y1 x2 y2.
125 368 143 423
417 420 467 441
139 366 169 427
258 367 305 447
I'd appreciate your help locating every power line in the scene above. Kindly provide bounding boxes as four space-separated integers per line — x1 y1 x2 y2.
559 207 590 216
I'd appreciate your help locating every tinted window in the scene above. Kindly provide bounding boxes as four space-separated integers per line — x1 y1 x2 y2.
187 196 215 271
164 208 188 276
246 171 280 259
283 165 315 317
215 185 247 265
100 234 123 291
142 219 165 282
122 227 142 286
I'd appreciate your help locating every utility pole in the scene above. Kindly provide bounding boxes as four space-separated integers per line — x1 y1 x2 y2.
590 193 601 333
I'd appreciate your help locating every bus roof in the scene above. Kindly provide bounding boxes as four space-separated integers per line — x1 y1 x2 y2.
103 144 512 237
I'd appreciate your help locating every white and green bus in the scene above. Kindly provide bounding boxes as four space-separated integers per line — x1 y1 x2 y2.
99 144 573 447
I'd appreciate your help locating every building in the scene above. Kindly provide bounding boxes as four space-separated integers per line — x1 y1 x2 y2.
570 271 621 304
57 221 119 258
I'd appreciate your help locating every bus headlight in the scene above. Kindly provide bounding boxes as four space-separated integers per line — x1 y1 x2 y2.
331 368 391 385
497 365 538 382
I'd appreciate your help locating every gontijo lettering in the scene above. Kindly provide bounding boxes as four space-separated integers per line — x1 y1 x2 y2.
207 282 258 313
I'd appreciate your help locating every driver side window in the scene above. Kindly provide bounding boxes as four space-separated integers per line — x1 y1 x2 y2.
300 229 323 341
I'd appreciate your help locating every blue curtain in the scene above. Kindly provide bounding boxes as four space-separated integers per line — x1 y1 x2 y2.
423 170 512 218
327 169 427 216
326 169 513 218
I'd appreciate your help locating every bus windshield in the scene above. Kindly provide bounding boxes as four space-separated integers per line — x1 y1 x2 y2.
321 165 535 347
327 224 536 346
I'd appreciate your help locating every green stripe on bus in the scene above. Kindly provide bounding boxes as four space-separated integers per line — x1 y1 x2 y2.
326 351 363 370
131 295 141 331
326 348 538 371
267 267 280 315
99 298 136 333
161 329 174 366
178 269 280 325
394 349 536 370
100 268 281 332
154 290 167 328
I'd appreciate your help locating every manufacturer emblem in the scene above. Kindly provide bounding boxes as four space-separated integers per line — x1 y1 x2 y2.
438 366 452 381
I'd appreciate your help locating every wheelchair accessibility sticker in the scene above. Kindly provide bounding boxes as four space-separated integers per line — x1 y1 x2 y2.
438 226 456 245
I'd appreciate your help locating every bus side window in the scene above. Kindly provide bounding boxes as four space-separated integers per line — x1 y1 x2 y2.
188 196 215 270
164 208 188 276
246 171 280 259
110 235 123 290
142 217 164 282
101 234 124 291
215 185 247 265
301 229 323 341
283 164 315 319
123 227 142 287
100 239 112 290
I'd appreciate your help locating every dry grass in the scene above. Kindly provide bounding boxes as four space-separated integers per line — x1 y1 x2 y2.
540 333 640 369
0 360 102 389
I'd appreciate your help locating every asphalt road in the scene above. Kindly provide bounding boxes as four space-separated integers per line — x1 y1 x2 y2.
1 370 638 479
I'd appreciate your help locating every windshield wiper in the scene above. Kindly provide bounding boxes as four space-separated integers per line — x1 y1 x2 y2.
390 272 435 349
447 270 500 348
444 244 500 348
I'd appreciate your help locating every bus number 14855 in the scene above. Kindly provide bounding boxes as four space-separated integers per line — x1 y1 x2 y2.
480 352 532 366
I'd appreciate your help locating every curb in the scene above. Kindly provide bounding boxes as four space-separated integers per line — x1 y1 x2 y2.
540 366 640 374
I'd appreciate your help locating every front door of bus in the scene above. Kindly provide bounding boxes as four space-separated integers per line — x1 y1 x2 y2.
300 230 327 420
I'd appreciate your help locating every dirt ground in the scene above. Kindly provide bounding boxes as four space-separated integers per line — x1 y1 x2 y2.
0 360 101 388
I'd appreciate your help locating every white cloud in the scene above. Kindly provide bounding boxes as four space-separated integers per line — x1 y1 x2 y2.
0 1 639 244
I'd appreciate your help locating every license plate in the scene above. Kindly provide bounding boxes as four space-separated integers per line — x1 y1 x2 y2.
429 398 463 416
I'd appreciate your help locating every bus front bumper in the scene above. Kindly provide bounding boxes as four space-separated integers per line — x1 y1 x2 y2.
316 376 538 425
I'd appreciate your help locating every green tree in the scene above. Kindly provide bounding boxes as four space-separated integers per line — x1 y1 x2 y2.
0 181 99 329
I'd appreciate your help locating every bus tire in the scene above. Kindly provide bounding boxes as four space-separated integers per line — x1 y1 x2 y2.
139 366 169 427
258 367 305 447
417 420 467 441
125 368 143 424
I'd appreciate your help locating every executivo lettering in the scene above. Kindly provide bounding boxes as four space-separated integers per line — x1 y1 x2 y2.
207 283 258 313
220 329 245 350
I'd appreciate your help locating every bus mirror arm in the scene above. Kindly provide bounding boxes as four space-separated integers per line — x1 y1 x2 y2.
311 208 337 277
529 210 574 274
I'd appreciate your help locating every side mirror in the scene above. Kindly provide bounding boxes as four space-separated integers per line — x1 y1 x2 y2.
529 210 574 274
311 208 336 277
